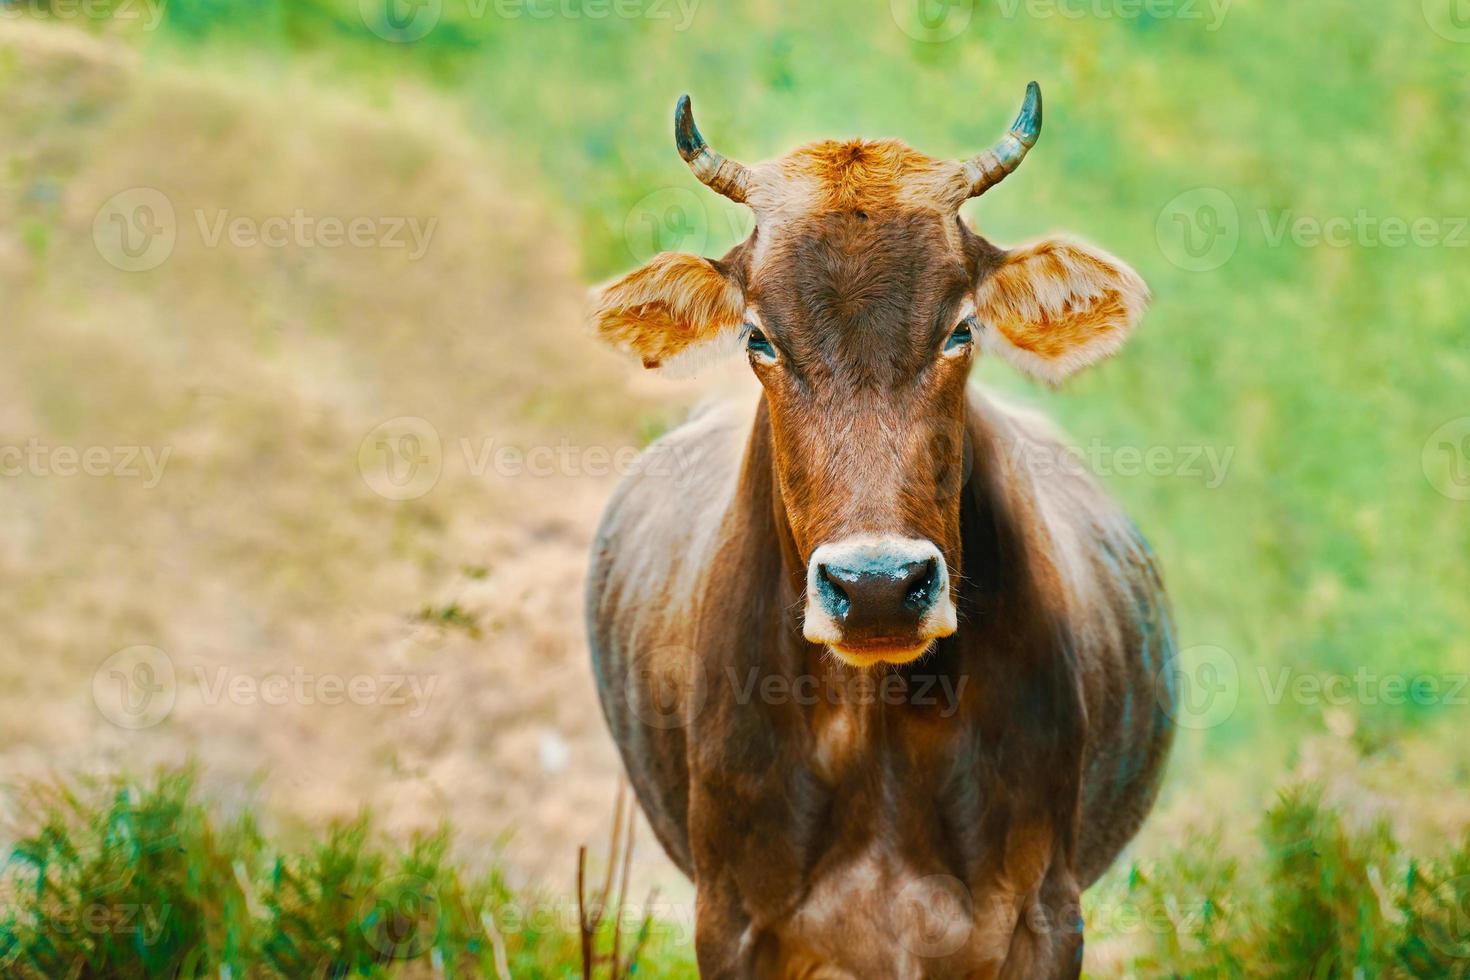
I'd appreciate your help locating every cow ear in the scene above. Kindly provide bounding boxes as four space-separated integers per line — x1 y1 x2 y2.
974 236 1149 385
589 252 746 373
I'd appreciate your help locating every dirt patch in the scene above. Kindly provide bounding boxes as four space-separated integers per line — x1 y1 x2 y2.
0 20 722 903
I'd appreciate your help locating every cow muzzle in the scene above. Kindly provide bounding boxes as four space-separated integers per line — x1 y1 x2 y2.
803 536 958 666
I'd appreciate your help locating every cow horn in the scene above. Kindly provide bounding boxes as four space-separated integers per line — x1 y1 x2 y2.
961 81 1043 199
675 94 752 204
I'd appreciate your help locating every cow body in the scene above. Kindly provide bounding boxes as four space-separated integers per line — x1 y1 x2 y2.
585 87 1174 977
587 387 1175 978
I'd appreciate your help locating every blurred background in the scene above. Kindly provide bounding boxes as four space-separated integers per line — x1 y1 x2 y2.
2 0 1468 975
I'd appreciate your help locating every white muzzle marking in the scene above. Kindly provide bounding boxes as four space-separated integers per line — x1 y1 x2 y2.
802 535 958 664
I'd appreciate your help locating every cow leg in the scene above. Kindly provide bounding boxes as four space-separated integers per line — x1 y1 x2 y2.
694 874 759 979
998 869 1083 980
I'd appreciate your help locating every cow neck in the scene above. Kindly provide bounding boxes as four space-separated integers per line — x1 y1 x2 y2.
735 393 1051 683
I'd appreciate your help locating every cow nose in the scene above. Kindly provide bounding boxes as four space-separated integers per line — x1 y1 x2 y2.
816 555 940 633
804 537 958 657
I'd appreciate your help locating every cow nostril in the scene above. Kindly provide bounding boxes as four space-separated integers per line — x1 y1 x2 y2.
903 558 940 611
817 564 852 618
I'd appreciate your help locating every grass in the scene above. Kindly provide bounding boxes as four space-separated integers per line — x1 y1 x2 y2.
0 768 698 978
5 768 1470 977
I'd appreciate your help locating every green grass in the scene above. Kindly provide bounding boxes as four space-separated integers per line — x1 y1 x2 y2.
1096 785 1470 979
5 769 1470 977
0 768 697 978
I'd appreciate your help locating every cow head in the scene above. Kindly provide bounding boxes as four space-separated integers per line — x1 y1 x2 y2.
591 85 1148 667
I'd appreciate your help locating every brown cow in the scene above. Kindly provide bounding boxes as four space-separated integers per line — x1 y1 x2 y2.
586 85 1176 978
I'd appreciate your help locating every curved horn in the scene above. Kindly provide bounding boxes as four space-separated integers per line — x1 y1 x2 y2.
962 81 1043 199
675 94 753 204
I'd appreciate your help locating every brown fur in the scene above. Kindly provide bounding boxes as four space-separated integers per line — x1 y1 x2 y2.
589 252 745 368
586 129 1171 978
975 238 1150 385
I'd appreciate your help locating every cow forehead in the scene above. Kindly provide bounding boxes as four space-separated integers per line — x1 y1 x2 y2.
742 140 974 296
747 138 971 217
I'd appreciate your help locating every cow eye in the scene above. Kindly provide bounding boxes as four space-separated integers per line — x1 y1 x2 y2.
945 316 977 354
746 326 778 363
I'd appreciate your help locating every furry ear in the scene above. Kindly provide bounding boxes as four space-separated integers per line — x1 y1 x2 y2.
589 252 745 372
975 237 1149 385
